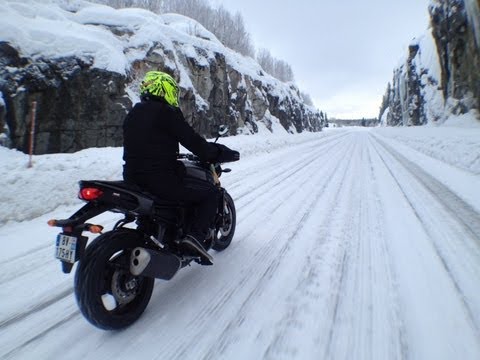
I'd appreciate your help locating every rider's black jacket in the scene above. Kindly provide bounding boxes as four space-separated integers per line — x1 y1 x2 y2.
122 97 219 182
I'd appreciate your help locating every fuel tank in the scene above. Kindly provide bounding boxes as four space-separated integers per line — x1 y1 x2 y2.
179 160 214 183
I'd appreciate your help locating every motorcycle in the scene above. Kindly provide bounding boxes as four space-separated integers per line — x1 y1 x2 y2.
48 126 239 330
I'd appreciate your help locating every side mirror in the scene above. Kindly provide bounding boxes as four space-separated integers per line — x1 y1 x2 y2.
214 125 229 143
218 125 229 137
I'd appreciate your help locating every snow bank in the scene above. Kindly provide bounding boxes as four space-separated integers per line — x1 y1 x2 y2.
374 113 480 175
0 0 128 73
0 131 323 225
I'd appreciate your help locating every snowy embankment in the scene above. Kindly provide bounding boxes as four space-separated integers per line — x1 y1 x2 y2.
375 119 480 174
0 130 322 225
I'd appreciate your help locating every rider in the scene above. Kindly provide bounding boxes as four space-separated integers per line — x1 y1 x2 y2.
122 71 229 265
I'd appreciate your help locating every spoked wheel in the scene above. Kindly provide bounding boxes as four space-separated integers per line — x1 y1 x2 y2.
212 191 236 251
74 228 155 330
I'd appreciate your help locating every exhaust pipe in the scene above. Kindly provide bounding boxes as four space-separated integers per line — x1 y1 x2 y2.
130 247 181 280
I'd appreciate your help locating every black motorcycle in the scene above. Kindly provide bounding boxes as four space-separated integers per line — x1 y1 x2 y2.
48 128 239 330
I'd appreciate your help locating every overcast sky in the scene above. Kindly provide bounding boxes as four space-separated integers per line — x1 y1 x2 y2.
212 0 432 119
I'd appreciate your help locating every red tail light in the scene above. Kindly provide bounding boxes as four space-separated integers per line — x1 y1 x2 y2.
79 187 103 201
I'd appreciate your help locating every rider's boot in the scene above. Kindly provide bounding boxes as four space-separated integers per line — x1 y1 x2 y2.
178 234 214 265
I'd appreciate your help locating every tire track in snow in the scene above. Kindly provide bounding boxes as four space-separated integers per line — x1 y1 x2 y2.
152 135 358 359
0 133 350 358
229 133 349 205
373 135 480 244
0 244 53 286
0 287 72 330
226 132 350 192
0 284 80 359
261 134 360 360
202 137 359 360
321 133 409 360
321 135 369 359
234 136 352 223
202 132 404 359
371 135 480 337
1 311 80 360
260 132 407 360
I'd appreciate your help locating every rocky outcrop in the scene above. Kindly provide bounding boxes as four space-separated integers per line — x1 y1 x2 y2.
429 0 480 113
379 0 480 126
0 6 324 155
127 39 324 138
379 44 427 126
0 42 130 153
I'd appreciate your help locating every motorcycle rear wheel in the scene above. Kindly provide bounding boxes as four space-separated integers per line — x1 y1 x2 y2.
74 228 155 330
212 191 236 251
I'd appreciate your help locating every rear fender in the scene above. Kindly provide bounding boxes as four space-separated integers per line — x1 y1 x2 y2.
51 202 111 231
51 202 111 274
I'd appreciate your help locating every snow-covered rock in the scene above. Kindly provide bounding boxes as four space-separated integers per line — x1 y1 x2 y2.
0 0 325 154
379 0 480 126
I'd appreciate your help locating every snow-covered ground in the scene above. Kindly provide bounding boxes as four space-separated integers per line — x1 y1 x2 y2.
1 122 480 359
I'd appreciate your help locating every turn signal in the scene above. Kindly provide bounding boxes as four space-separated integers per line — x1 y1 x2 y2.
88 224 104 234
79 188 103 201
47 219 57 227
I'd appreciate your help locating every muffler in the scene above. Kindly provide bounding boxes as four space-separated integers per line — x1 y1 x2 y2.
130 247 181 280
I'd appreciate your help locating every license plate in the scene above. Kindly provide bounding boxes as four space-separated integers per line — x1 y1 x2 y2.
55 234 77 263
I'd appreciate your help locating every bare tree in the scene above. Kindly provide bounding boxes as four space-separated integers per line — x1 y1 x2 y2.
257 48 274 74
273 59 294 82
256 48 294 82
163 1 255 57
228 11 255 57
94 0 162 12
301 92 314 106
162 0 210 21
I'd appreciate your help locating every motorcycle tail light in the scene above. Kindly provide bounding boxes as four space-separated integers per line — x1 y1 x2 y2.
79 187 103 201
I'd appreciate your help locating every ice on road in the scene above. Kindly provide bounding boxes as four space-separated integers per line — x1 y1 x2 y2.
1 128 479 360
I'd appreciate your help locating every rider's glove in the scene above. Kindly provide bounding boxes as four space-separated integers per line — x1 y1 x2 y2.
213 143 240 163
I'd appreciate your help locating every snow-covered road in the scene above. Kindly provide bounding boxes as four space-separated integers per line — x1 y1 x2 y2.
1 129 480 360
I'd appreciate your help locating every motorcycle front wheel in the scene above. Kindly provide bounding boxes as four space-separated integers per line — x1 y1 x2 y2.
212 191 236 251
74 228 155 330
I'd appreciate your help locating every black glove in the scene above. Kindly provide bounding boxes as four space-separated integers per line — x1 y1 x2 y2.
213 143 240 163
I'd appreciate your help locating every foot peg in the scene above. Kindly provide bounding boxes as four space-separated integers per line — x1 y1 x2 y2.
179 236 214 265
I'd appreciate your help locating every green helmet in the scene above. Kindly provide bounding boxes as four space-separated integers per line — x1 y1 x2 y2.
140 71 179 107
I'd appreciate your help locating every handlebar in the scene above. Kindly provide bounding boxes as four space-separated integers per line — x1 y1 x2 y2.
177 153 199 161
177 146 240 164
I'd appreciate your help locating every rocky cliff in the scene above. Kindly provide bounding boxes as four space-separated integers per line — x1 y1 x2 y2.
0 42 130 153
379 0 480 126
0 1 324 154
